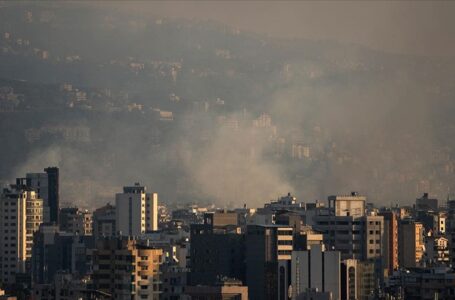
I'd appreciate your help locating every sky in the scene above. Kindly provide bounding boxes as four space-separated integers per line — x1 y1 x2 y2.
114 1 455 57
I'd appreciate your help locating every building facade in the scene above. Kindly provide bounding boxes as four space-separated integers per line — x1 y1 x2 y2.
0 187 28 284
115 184 158 236
399 220 424 268
90 237 163 300
92 203 116 242
291 245 341 300
245 225 293 300
59 208 92 235
22 167 59 224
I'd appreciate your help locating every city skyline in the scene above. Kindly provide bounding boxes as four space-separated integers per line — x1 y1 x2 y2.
1 3 455 297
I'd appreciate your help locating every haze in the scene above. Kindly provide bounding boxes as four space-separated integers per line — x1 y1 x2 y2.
111 1 455 57
0 1 455 209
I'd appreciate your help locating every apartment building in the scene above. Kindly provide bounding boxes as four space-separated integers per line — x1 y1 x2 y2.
90 237 163 300
116 183 158 236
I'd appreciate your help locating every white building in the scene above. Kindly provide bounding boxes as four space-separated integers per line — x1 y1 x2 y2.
115 183 158 236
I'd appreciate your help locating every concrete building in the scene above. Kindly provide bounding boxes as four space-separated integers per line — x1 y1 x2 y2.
245 225 293 300
25 191 43 272
203 211 239 227
341 259 358 300
341 258 377 300
33 272 110 300
424 233 450 267
291 245 341 300
189 223 245 286
92 203 116 242
21 167 59 224
385 267 455 299
293 226 324 251
398 219 424 268
416 193 438 212
0 186 43 284
32 225 94 285
328 192 366 217
161 264 188 300
378 211 398 275
115 183 158 236
59 207 92 235
356 261 376 300
416 210 446 234
90 237 163 300
275 211 305 233
313 214 384 262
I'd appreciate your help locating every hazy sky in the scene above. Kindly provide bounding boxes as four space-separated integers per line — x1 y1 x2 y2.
117 1 455 57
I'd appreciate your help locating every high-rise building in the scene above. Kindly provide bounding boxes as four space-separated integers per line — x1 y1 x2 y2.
189 223 245 286
20 167 59 224
90 237 163 299
19 173 48 222
398 219 424 268
92 203 116 242
45 167 59 224
313 195 384 294
25 191 43 272
291 244 341 300
115 183 158 236
313 214 384 262
0 186 27 284
378 211 398 275
0 186 43 284
245 225 293 300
